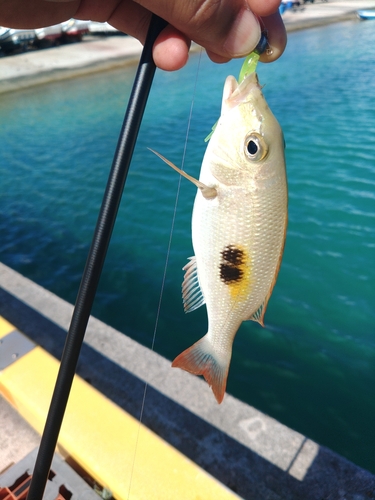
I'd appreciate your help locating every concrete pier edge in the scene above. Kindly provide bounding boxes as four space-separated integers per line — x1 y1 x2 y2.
0 262 374 499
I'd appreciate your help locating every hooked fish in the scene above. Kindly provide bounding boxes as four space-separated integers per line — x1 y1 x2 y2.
151 68 287 404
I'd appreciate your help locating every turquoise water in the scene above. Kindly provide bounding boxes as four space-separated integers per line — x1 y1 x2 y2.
1 20 374 472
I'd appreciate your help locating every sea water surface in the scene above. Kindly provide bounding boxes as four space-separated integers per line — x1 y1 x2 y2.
1 20 374 472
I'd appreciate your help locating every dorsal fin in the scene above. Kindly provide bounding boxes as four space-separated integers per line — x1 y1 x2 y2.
182 257 205 313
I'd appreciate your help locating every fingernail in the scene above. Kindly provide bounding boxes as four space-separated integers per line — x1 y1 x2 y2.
224 8 261 57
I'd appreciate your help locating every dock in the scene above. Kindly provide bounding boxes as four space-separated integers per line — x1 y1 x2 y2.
1 262 374 499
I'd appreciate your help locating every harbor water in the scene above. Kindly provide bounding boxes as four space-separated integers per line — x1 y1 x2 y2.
1 20 374 472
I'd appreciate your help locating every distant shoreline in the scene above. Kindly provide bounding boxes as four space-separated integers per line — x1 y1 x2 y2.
0 49 140 95
0 36 144 95
0 3 372 95
284 9 358 32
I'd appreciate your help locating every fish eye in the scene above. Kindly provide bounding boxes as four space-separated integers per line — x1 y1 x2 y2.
244 133 268 161
248 140 258 155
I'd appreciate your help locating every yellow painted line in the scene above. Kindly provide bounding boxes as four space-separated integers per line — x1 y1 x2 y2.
0 321 240 500
0 317 15 338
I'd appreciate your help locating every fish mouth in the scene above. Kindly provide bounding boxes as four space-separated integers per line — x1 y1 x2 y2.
223 72 260 111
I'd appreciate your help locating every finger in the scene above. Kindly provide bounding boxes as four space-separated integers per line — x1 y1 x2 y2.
153 25 190 71
0 0 80 28
222 7 261 57
134 0 261 59
259 10 287 62
89 1 259 67
75 0 152 43
247 0 282 17
206 51 231 64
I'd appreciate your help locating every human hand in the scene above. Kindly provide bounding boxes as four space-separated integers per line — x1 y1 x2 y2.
0 0 286 71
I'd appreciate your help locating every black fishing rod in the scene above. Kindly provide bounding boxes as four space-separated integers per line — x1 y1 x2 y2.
26 14 168 500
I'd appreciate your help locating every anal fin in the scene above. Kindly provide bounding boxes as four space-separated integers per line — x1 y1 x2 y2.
248 300 268 327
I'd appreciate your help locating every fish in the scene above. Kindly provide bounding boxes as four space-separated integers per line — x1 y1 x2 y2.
151 69 287 404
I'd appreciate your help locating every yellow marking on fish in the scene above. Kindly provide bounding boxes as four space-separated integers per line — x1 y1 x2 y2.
219 245 252 302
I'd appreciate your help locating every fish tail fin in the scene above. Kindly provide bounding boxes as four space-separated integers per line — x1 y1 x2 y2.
172 335 230 404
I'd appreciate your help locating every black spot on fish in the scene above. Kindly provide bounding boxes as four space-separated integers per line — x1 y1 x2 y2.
221 246 244 266
220 263 243 284
220 245 245 284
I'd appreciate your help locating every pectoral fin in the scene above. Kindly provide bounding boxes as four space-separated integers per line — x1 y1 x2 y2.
148 148 217 200
182 256 205 313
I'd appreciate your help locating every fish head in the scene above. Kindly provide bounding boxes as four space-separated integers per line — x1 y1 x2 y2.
207 72 285 187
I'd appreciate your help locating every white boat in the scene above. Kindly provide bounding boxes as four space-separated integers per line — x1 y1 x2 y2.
61 19 90 41
357 9 375 20
34 20 90 48
35 23 63 41
34 23 63 48
0 26 35 53
87 21 122 36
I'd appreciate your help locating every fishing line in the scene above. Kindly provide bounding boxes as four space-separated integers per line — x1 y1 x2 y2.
127 48 203 500
151 47 204 352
